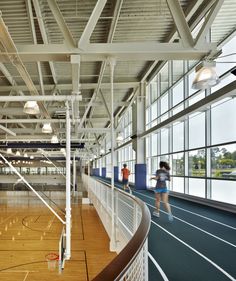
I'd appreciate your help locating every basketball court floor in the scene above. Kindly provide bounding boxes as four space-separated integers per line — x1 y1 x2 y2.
0 191 116 281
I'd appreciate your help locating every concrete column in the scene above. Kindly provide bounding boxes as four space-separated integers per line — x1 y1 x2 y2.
114 166 118 182
132 82 146 189
102 167 106 178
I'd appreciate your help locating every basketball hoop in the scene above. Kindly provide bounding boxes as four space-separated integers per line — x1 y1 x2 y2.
45 253 59 271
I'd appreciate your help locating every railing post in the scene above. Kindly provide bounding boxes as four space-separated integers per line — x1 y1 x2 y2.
144 239 149 281
114 190 119 249
133 203 139 233
73 153 76 197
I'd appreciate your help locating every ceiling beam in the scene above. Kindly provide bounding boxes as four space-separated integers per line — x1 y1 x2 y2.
0 82 138 92
0 15 51 119
46 0 75 48
0 119 65 124
86 0 124 132
71 55 81 135
32 0 57 84
79 0 108 49
0 119 109 132
77 62 106 130
0 65 20 113
99 89 111 120
0 135 96 142
166 0 194 47
0 124 16 136
0 143 84 149
0 116 109 122
0 103 127 115
195 0 224 47
26 0 45 96
0 95 82 102
141 0 217 83
6 42 217 62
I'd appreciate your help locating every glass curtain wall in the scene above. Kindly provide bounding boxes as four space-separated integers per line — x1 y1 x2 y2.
117 108 135 183
145 35 236 205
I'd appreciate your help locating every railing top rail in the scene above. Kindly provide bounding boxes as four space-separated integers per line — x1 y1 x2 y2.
90 176 151 281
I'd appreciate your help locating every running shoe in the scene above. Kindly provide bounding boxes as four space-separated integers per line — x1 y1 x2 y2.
168 213 174 222
152 211 160 217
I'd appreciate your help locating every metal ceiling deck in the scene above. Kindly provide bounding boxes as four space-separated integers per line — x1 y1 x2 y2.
0 0 235 157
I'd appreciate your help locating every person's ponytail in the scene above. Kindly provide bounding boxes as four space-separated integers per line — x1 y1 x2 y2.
159 161 170 170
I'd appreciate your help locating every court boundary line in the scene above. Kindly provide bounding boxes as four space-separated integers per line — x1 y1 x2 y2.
23 271 29 281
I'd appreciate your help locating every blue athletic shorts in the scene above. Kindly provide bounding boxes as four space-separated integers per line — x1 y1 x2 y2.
122 179 128 184
154 188 168 193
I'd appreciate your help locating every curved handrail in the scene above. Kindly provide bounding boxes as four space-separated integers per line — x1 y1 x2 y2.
91 179 151 281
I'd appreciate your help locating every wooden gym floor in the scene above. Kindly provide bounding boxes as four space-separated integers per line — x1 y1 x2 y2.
0 191 116 281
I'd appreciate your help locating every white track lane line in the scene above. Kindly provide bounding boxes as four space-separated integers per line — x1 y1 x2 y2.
152 220 236 281
134 190 236 231
148 252 169 281
146 202 236 248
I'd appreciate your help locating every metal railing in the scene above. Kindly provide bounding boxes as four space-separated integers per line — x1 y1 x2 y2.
82 174 151 281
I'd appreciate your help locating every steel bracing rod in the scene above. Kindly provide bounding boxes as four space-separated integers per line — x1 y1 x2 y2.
85 0 123 133
141 0 218 83
47 0 75 48
32 0 57 84
195 0 224 47
0 15 50 119
0 153 65 224
0 124 16 136
109 58 116 251
26 0 45 96
65 103 71 259
71 55 81 135
166 0 194 47
79 0 108 49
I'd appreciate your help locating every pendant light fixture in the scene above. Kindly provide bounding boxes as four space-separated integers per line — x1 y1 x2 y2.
42 123 52 134
51 135 59 143
23 101 40 115
192 61 220 90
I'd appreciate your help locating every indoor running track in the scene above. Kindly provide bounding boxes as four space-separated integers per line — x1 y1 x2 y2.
134 189 236 281
96 178 236 281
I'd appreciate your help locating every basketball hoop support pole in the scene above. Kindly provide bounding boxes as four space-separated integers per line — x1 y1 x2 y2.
65 103 71 259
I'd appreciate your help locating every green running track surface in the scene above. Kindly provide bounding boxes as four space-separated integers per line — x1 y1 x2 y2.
94 177 236 281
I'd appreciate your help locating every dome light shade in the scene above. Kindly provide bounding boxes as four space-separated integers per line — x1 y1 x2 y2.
23 101 40 114
42 123 52 133
116 133 123 142
6 148 12 154
51 135 59 143
192 61 220 90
